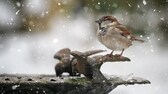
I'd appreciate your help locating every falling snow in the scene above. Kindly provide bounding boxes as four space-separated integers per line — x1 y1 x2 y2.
140 35 143 38
137 4 140 8
147 36 150 39
15 9 20 15
150 49 154 52
160 17 164 21
29 28 32 31
16 2 21 7
53 39 58 44
58 3 61 6
0 1 168 94
127 2 131 7
143 0 147 5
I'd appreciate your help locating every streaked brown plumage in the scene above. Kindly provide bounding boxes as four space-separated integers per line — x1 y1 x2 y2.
95 16 144 56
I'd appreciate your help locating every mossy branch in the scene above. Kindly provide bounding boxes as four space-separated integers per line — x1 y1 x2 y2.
0 74 150 94
0 48 150 94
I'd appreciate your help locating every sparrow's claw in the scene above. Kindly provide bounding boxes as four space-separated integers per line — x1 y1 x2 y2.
114 49 124 57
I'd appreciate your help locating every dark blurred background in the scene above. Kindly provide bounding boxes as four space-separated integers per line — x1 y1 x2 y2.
0 0 167 37
0 0 168 94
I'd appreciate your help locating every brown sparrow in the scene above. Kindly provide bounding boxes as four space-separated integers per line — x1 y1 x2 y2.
95 16 144 56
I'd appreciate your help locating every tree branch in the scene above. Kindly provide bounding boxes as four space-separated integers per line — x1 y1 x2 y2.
0 48 150 94
0 74 150 94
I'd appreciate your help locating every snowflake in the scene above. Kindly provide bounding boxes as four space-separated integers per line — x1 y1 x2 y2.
140 35 143 38
147 36 150 39
16 2 21 7
53 39 58 44
143 0 147 5
127 2 131 7
58 3 61 6
29 28 32 31
15 9 21 15
160 17 165 21
150 49 154 52
46 11 48 14
137 4 140 8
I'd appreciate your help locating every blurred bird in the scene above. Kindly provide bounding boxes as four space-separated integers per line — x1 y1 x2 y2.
95 16 144 56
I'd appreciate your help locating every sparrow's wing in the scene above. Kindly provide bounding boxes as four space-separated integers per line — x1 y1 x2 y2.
115 25 131 36
116 25 145 42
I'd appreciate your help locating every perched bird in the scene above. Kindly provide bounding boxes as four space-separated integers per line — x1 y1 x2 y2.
95 16 144 56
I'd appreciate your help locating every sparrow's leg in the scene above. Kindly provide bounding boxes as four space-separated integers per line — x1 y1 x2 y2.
106 50 114 57
120 49 124 56
115 49 124 57
110 50 114 56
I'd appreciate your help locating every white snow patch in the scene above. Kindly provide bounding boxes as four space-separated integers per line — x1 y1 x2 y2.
12 85 20 90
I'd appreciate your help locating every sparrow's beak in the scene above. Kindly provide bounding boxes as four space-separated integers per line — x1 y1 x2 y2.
95 19 101 24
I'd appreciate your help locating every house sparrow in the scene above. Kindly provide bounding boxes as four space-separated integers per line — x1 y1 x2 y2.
95 16 144 56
